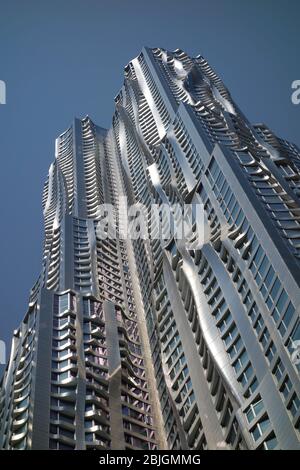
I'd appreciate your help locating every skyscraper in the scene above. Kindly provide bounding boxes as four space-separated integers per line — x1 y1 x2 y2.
0 118 164 451
1 47 300 450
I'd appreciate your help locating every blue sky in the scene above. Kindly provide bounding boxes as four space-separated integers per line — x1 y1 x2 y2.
0 0 299 372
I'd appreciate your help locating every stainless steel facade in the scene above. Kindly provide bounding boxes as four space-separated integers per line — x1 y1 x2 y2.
1 47 300 450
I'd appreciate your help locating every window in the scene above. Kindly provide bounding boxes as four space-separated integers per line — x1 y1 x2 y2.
83 298 91 316
50 411 74 425
260 328 270 349
56 349 70 359
276 289 288 315
278 302 295 337
213 299 227 321
260 266 275 298
233 350 248 374
273 359 284 382
244 291 253 308
273 289 288 320
59 294 69 313
268 279 281 302
239 364 254 388
218 311 233 334
223 324 238 346
221 402 233 428
266 342 276 364
228 337 243 359
227 419 239 445
50 425 74 440
248 378 259 395
255 256 268 283
248 302 259 323
246 397 264 423
280 376 292 400
254 315 264 335
262 433 278 450
251 416 271 441
250 247 264 274
288 393 300 418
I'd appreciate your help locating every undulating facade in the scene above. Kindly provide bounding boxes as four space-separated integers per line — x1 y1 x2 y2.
0 47 300 450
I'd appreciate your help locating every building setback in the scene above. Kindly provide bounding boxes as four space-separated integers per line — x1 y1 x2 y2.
0 47 300 450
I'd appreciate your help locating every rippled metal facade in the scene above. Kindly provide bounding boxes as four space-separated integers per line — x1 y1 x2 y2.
0 118 164 450
1 47 300 450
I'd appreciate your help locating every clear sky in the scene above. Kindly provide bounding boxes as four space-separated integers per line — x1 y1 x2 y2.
0 0 299 372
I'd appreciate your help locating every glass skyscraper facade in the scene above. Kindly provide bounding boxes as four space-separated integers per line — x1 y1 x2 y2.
0 47 299 450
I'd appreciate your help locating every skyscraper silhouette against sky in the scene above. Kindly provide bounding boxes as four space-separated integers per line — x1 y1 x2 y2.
1 47 300 450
